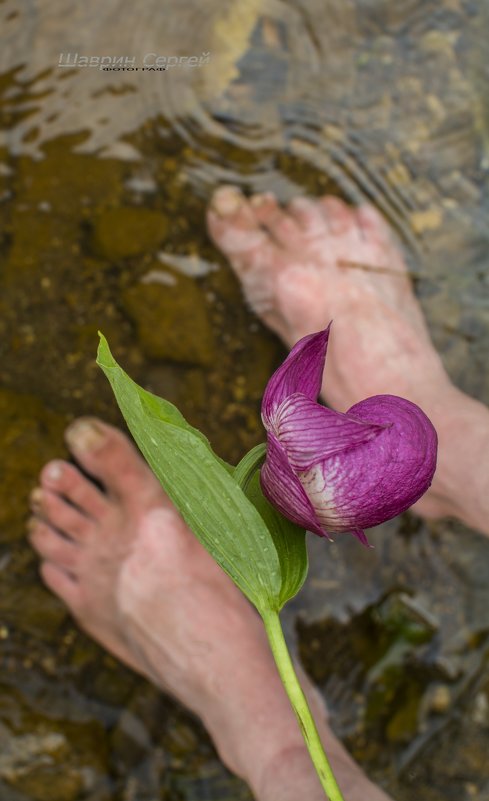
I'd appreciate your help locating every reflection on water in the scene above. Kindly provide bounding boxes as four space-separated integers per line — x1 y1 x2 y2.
0 1 488 799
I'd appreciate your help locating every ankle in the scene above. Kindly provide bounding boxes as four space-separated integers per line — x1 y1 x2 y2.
415 384 489 528
253 742 324 801
197 631 308 787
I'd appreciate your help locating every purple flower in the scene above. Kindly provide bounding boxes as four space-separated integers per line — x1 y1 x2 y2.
260 323 438 546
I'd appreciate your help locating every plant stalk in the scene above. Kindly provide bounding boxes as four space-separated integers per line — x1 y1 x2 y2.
261 609 345 801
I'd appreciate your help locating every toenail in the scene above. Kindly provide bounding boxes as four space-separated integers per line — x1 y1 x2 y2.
212 187 242 216
66 419 106 452
30 488 43 507
45 461 63 482
251 192 275 208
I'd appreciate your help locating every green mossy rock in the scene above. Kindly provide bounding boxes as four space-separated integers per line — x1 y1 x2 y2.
122 269 215 365
91 207 169 260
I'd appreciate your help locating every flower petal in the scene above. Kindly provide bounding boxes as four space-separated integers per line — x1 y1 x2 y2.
261 324 331 429
275 393 389 472
316 394 437 532
351 529 371 547
260 431 328 538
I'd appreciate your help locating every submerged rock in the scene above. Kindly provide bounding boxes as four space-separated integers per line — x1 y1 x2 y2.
288 518 489 800
122 267 215 365
0 724 82 801
91 207 169 260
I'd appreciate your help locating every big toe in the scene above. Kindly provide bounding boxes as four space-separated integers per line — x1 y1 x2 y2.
64 418 164 506
207 185 268 258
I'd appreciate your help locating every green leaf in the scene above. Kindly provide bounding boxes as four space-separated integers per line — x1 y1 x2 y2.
243 472 308 609
97 333 282 612
136 370 234 475
235 453 308 610
233 442 267 491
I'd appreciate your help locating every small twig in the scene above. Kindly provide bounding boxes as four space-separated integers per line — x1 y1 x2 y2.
337 258 417 278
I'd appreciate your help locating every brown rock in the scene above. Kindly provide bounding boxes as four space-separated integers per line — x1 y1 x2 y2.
91 207 168 260
122 268 214 365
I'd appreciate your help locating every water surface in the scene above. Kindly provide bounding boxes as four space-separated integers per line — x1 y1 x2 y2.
1 1 488 799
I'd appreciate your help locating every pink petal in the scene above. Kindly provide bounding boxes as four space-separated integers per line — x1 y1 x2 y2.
324 394 438 530
351 529 371 547
262 325 331 429
275 393 389 472
260 431 328 538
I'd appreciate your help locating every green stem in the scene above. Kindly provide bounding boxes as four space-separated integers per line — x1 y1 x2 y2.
261 609 346 801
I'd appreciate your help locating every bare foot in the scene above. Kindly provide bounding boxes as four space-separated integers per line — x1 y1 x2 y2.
207 187 452 411
28 419 264 746
28 418 392 801
207 187 460 519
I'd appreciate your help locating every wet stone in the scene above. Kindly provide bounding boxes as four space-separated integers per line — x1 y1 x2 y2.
0 723 87 801
0 583 67 641
427 684 452 715
287 518 489 798
110 684 162 772
91 207 169 260
122 269 215 365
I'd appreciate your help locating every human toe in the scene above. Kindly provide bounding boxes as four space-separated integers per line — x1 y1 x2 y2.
64 418 162 504
287 196 329 237
356 205 405 256
355 205 409 275
318 196 356 234
250 191 279 222
210 185 246 217
30 486 95 541
251 193 301 247
41 460 109 520
356 203 392 240
207 185 268 256
28 517 81 574
39 559 81 611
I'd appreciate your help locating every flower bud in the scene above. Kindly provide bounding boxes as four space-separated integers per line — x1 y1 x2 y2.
260 325 438 545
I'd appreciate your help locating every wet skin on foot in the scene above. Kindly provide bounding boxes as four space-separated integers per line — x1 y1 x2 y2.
28 415 394 801
207 186 458 519
28 188 462 801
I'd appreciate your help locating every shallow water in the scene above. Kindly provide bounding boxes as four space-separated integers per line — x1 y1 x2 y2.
0 1 488 799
